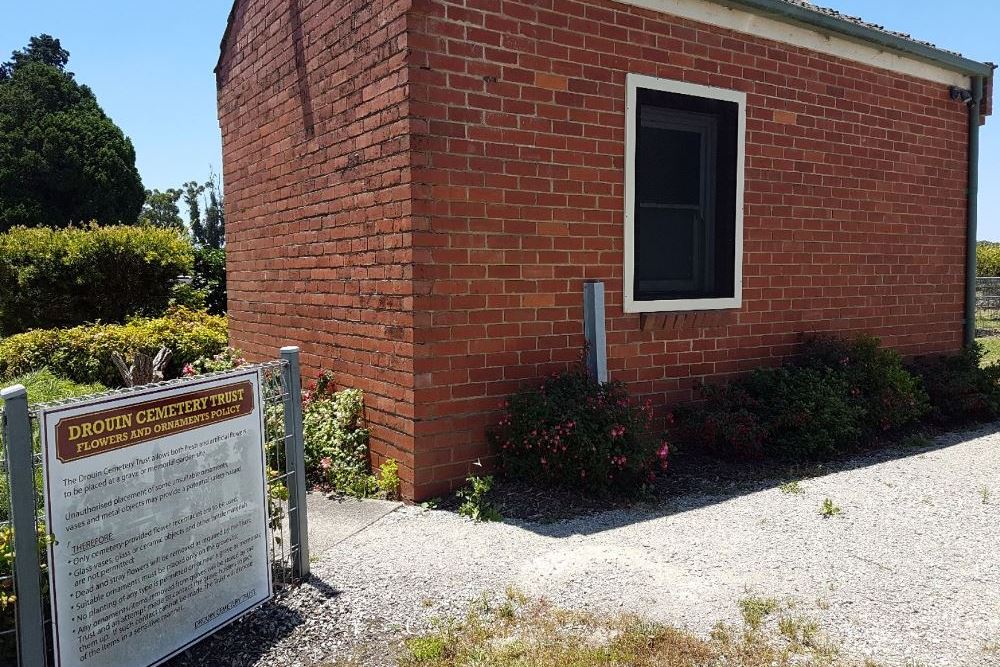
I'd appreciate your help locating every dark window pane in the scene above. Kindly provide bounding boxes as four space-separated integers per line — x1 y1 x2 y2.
632 86 739 303
636 207 699 287
637 121 701 207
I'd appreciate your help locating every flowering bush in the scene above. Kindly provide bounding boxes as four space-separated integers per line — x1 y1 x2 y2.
488 366 665 496
302 372 373 496
682 366 863 461
182 346 246 376
796 335 929 436
678 335 932 461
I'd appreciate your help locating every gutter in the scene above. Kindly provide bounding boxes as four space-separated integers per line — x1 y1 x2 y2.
964 76 985 346
717 0 994 78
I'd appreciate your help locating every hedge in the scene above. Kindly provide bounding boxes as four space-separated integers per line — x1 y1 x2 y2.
0 224 193 335
0 307 227 387
977 241 1000 277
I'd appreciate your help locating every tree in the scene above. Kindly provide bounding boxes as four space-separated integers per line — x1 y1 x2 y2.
183 180 205 242
0 36 144 230
202 174 224 248
0 34 70 80
138 188 185 232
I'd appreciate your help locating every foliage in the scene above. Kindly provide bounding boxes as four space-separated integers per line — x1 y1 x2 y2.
679 335 935 462
0 223 193 334
819 498 842 518
192 246 227 314
0 307 227 387
183 175 225 249
908 342 1000 425
977 241 1000 277
0 34 70 80
681 365 862 461
0 368 104 406
796 335 929 436
376 459 401 500
303 373 373 496
182 347 246 377
489 366 666 496
139 188 185 232
0 523 51 660
456 475 502 522
398 592 854 667
0 37 144 230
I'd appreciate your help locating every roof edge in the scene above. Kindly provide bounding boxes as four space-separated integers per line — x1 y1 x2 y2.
214 0 994 79
718 0 994 78
215 0 240 75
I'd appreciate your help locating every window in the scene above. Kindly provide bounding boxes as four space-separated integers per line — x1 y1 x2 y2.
624 74 745 313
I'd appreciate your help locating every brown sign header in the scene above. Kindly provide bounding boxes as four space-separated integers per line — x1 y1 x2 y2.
55 380 255 463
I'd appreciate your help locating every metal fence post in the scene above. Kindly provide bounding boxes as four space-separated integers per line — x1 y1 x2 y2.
1 385 46 667
583 281 609 383
279 347 309 579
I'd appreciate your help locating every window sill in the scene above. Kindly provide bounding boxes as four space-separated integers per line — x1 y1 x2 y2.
623 297 741 314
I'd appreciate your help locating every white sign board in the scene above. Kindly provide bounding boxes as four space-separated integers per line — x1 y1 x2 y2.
39 369 273 667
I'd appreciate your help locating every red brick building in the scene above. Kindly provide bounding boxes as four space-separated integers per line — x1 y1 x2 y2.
216 0 993 500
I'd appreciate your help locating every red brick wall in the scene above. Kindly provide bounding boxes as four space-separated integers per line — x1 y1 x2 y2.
219 0 974 501
405 0 971 498
217 0 421 496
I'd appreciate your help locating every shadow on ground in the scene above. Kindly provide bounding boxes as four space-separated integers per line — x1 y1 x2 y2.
164 576 341 667
461 421 1000 538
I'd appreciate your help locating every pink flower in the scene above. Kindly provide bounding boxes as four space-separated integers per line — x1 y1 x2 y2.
182 363 196 377
320 457 332 471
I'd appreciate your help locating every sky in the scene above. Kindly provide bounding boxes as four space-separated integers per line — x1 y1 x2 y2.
2 1 999 237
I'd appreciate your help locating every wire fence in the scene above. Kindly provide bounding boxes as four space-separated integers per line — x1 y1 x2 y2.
0 349 308 666
976 277 1000 336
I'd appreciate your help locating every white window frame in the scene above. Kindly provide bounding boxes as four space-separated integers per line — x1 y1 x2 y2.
623 73 746 314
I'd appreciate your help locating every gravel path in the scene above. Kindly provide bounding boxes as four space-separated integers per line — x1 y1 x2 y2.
172 425 1000 667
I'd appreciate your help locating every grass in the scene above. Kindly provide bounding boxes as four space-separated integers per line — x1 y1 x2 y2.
739 594 780 630
977 336 1000 366
349 591 884 667
779 480 804 495
0 368 105 406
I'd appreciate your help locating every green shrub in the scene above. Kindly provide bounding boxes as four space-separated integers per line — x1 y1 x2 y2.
376 458 401 500
977 241 1000 277
182 347 246 376
456 475 502 522
0 368 105 405
302 372 373 496
679 336 938 461
909 343 1000 425
796 335 929 436
0 307 227 387
0 224 193 335
488 366 666 495
686 366 863 461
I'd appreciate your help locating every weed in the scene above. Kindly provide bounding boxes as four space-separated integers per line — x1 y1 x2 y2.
456 475 502 522
779 480 804 495
778 615 820 648
396 594 868 667
981 486 991 505
405 634 448 661
376 458 401 500
739 594 779 630
819 498 842 518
